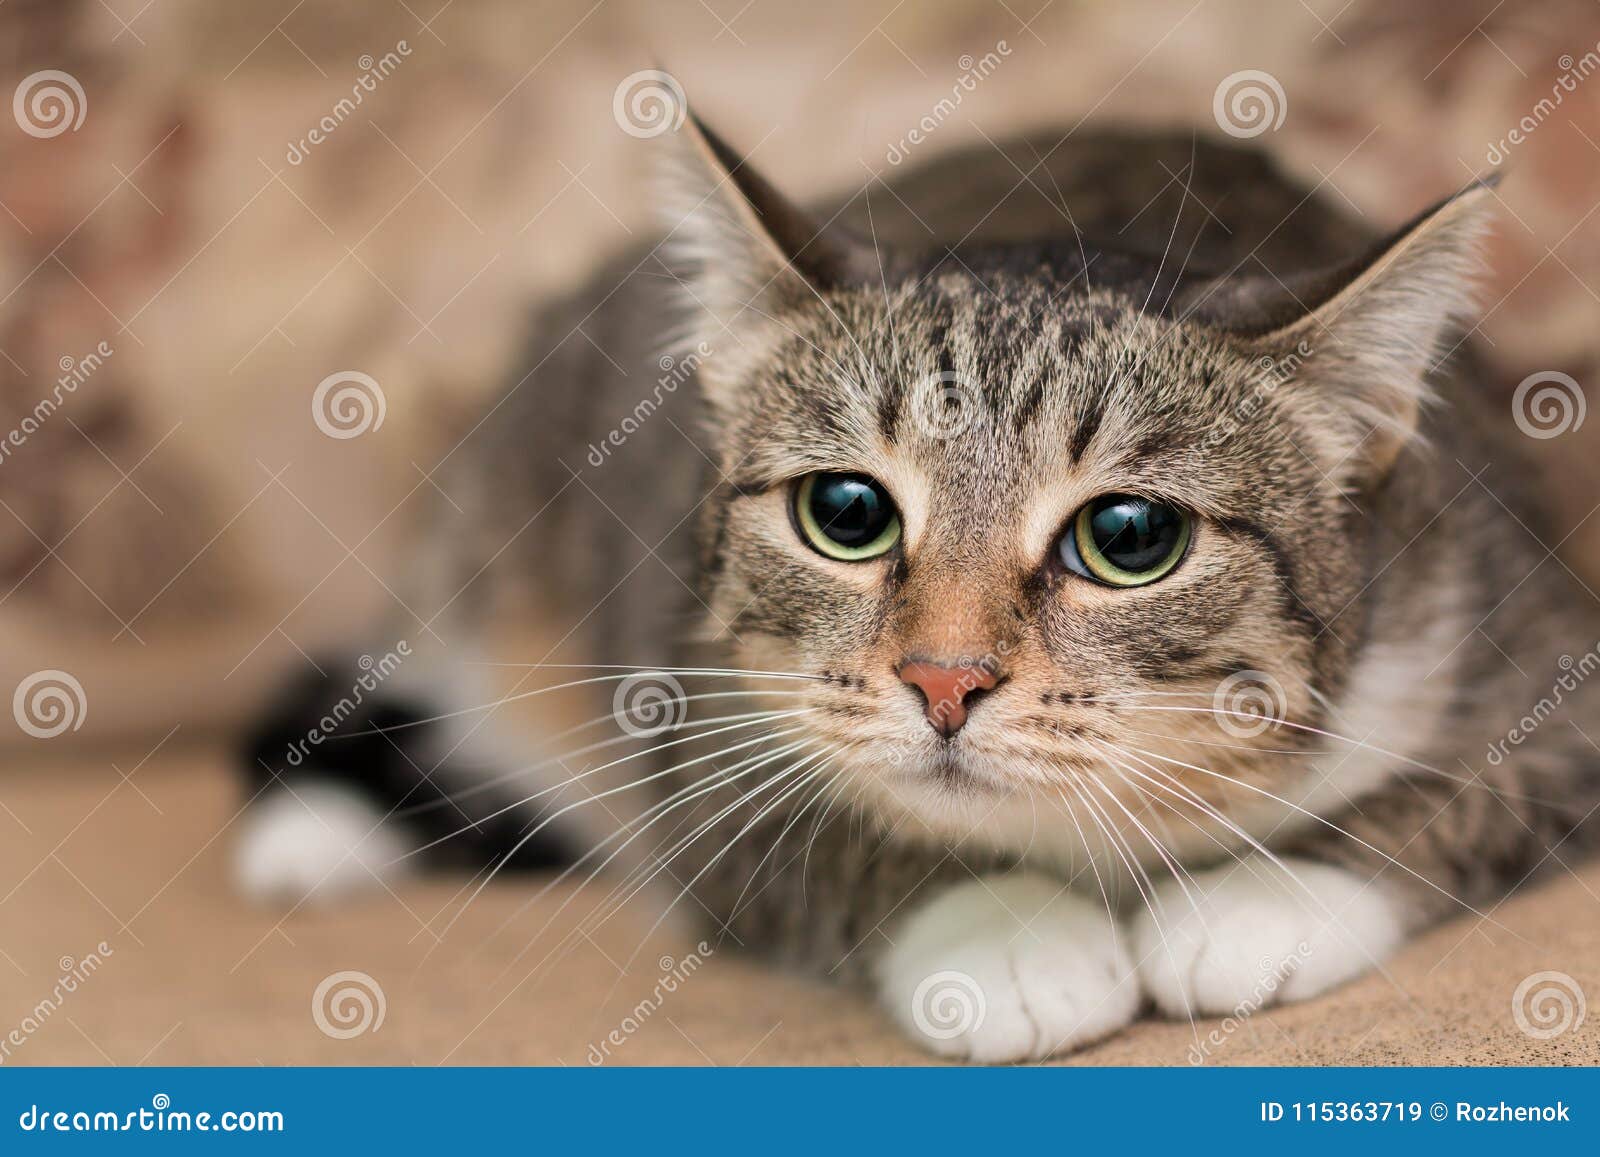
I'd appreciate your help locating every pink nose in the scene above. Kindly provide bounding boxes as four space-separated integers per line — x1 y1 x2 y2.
898 659 1002 736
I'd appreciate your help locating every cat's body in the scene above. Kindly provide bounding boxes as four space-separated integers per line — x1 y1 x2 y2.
237 121 1600 1061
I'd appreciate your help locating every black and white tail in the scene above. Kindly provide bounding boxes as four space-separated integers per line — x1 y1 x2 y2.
233 658 579 905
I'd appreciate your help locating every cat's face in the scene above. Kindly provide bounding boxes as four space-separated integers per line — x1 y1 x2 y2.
666 116 1490 858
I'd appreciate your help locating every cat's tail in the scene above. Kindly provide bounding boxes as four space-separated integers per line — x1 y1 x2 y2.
232 657 582 905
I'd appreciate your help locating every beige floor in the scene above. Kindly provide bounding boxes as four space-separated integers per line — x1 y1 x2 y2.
0 747 1594 1066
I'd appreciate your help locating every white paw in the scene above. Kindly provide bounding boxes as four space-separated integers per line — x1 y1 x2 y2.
1131 857 1404 1018
234 783 414 905
875 874 1139 1062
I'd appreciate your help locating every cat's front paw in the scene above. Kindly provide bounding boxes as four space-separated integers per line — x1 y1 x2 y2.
875 874 1139 1062
1130 858 1404 1018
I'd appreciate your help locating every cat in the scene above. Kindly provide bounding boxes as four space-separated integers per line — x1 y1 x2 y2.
233 104 1600 1062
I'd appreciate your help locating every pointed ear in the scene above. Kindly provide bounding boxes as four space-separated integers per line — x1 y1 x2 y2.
1188 179 1498 480
654 109 873 353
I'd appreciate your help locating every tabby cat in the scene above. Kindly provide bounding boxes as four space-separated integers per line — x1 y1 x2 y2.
235 104 1600 1062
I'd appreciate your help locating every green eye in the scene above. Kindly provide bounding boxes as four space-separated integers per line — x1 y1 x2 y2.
1060 494 1191 587
795 472 902 561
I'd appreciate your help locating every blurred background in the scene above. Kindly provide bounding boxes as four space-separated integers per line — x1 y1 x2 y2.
0 0 1597 1064
4 0 1599 749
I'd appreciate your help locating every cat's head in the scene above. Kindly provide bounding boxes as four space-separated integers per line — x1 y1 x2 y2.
660 112 1494 855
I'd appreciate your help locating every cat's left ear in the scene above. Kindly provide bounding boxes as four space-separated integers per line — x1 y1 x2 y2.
1187 179 1498 478
654 105 873 367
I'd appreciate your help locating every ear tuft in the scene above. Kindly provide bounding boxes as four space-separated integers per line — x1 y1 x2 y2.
1199 180 1499 478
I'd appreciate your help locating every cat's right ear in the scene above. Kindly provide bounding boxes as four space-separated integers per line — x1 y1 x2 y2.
653 101 870 377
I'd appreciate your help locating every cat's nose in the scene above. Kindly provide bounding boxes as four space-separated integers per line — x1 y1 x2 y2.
897 658 1003 737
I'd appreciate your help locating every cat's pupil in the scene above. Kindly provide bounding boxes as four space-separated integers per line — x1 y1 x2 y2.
1088 496 1183 573
809 473 893 548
